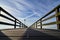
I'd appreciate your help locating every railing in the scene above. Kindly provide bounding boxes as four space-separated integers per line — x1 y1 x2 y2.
0 7 27 29
30 5 60 29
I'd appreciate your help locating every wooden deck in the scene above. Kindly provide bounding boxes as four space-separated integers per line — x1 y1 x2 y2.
0 28 60 40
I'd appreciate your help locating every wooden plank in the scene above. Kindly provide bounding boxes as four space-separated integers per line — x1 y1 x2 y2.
42 21 60 26
0 21 19 26
42 21 56 26
56 8 60 29
42 14 55 22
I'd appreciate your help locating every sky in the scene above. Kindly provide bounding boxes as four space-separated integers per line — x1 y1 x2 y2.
0 0 60 29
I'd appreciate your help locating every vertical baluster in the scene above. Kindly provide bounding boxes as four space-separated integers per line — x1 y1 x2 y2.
36 22 37 28
14 19 16 29
40 19 42 29
56 8 60 29
19 22 21 28
22 23 23 28
20 23 22 28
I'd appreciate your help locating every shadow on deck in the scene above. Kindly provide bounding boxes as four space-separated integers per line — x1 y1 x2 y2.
20 28 60 40
0 30 11 40
0 28 60 40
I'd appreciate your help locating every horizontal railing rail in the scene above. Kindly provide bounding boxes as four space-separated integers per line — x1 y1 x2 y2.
0 21 19 26
0 7 27 29
30 5 60 29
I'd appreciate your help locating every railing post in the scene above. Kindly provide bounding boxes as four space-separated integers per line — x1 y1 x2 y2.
19 22 21 28
24 25 25 28
56 8 60 29
23 24 24 28
34 23 36 28
22 23 23 28
21 23 23 28
14 19 16 29
40 19 42 29
34 23 35 28
20 23 22 28
36 22 37 28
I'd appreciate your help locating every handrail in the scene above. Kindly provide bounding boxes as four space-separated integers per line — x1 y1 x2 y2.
0 7 27 29
42 14 55 22
30 4 60 29
0 14 15 22
0 21 19 26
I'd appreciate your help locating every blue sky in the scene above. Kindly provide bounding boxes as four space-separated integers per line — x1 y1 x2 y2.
0 0 60 27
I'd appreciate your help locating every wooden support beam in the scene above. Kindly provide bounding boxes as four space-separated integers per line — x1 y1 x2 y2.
14 19 16 29
22 23 23 28
34 23 35 28
21 23 22 28
19 22 21 27
40 20 42 29
56 8 60 29
36 22 37 28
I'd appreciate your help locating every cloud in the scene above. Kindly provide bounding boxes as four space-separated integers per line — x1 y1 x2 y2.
0 0 60 27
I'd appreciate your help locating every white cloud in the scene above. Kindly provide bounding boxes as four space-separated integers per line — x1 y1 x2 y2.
0 0 60 28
